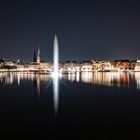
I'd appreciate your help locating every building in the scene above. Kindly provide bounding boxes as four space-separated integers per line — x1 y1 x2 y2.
37 47 41 64
113 60 130 70
0 59 17 70
80 61 93 72
135 60 140 71
33 47 41 64
91 60 113 71
130 60 137 70
33 50 37 63
62 61 80 73
18 62 52 72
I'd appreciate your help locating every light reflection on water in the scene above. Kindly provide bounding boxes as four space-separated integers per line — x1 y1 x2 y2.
0 72 140 90
65 72 140 90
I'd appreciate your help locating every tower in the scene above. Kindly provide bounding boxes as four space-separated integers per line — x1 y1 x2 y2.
33 50 37 62
37 47 41 64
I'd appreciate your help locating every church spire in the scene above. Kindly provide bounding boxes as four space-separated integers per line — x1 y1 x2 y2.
37 46 41 63
33 50 37 62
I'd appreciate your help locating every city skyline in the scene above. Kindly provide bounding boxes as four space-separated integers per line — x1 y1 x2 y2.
1 1 140 138
0 0 140 62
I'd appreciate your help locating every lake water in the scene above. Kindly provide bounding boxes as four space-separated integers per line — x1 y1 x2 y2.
0 72 140 139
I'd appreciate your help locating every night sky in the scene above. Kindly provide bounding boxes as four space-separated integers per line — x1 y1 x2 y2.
0 0 140 62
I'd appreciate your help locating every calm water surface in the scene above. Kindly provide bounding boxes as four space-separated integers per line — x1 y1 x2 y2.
0 72 140 139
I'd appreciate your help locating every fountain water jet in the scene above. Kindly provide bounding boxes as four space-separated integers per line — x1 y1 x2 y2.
53 34 59 115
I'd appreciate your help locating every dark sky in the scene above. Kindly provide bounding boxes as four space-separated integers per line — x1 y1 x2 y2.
0 0 140 62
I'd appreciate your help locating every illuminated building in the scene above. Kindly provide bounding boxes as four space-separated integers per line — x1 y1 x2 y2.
113 60 130 71
134 60 140 71
63 61 80 73
92 60 112 71
37 47 41 64
80 61 93 72
33 50 37 63
130 60 137 70
0 59 17 70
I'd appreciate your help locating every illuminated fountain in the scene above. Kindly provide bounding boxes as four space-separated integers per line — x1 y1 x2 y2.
53 34 59 115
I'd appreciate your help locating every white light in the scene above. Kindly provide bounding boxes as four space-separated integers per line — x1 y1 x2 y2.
51 71 61 78
53 34 59 115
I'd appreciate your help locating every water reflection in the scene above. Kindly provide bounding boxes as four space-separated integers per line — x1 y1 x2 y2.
53 74 59 115
0 72 50 94
134 72 140 90
33 75 41 96
0 72 140 90
0 72 59 114
0 72 14 85
64 72 140 90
